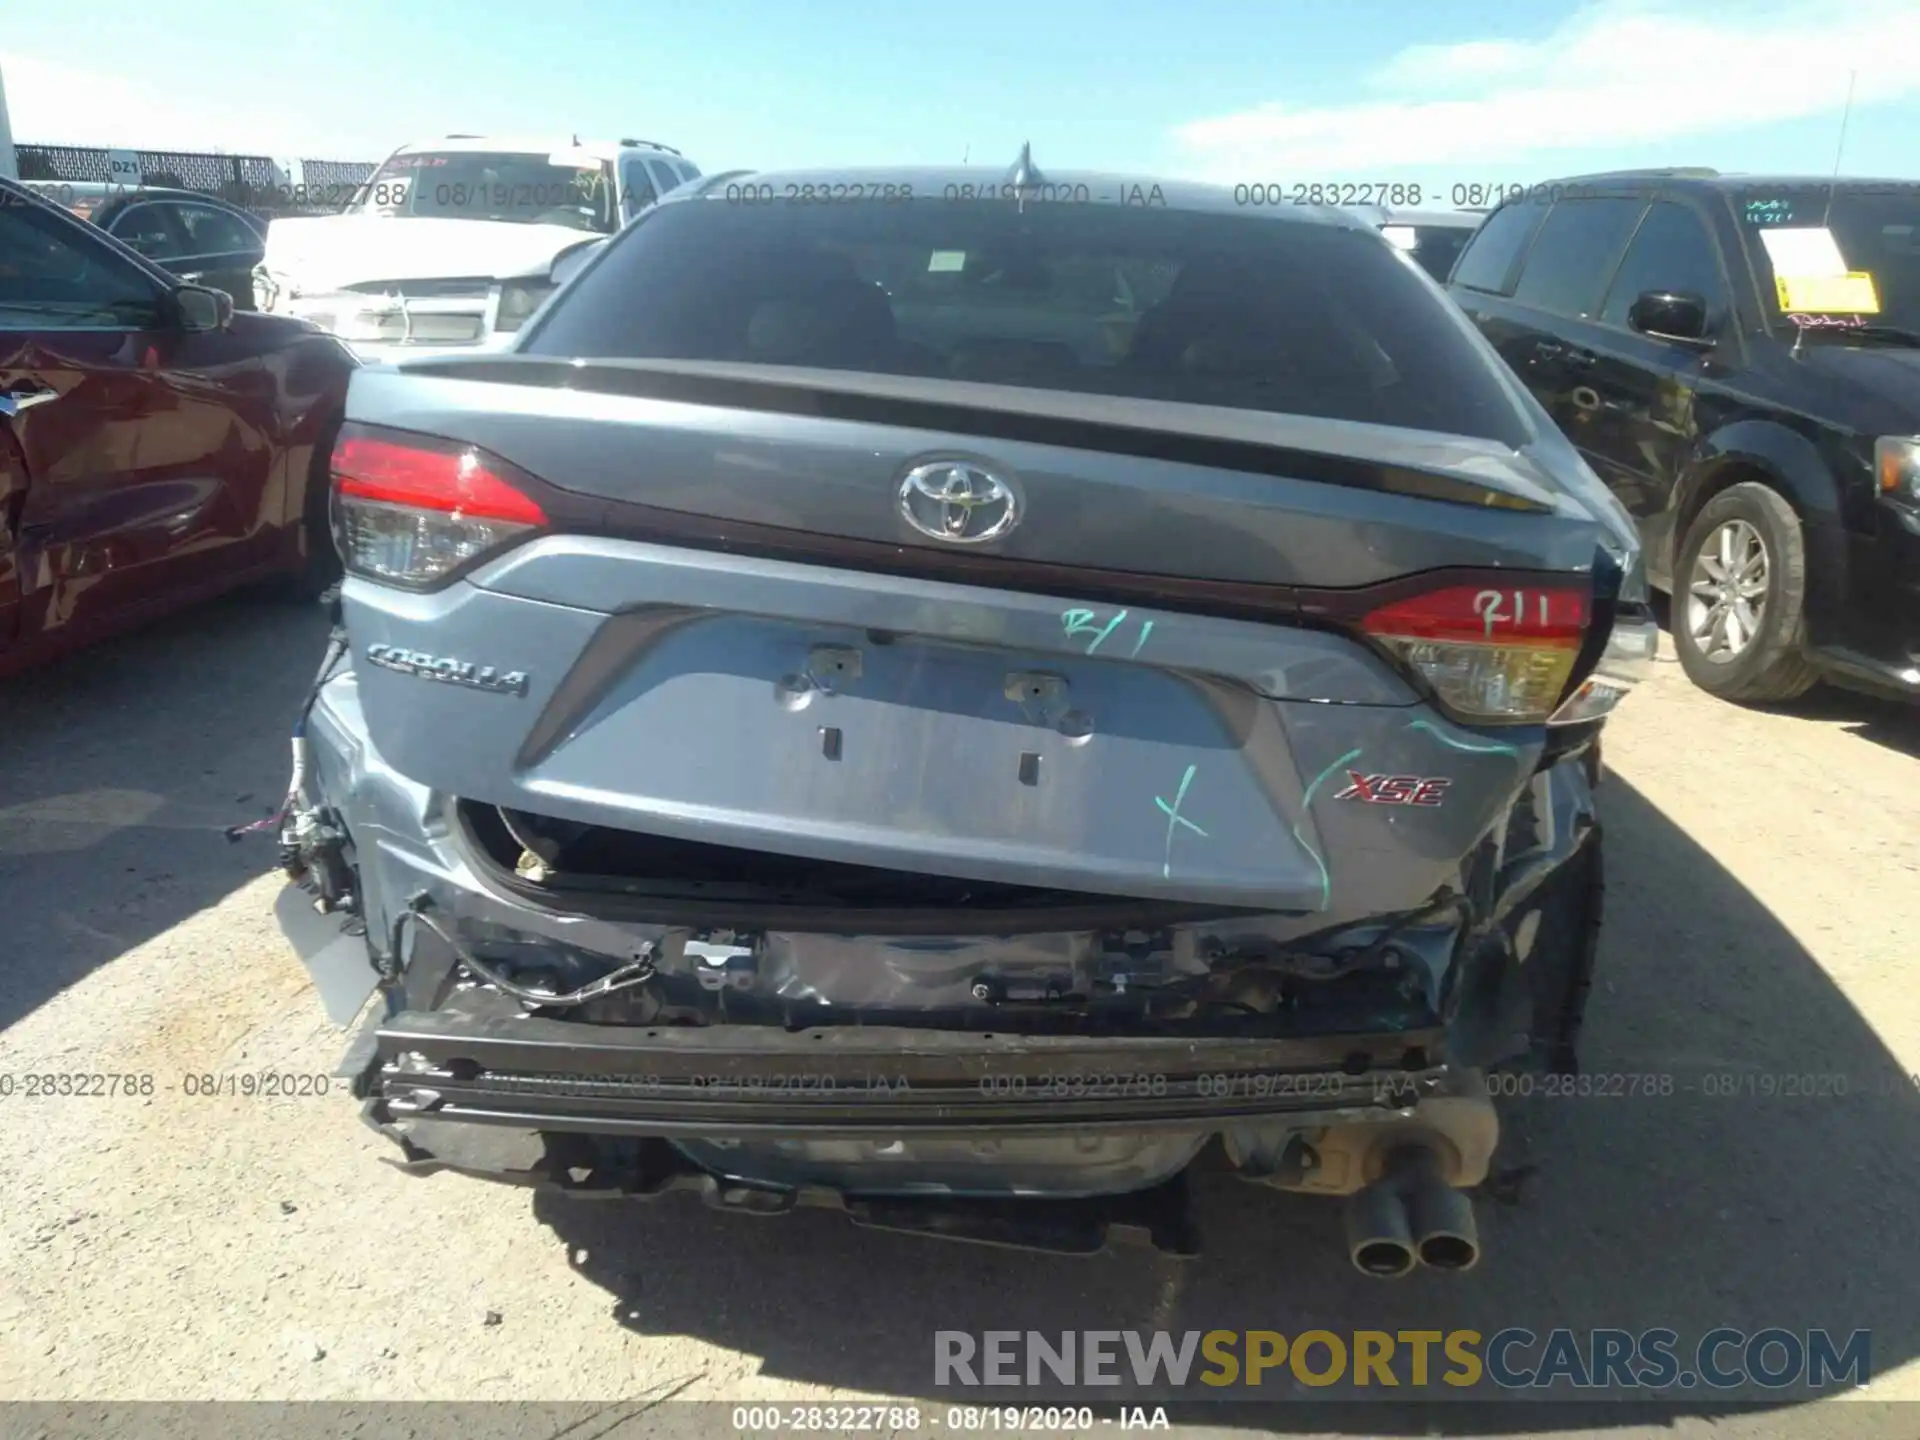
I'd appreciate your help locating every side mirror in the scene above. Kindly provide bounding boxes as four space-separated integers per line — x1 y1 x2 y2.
550 238 607 289
175 284 234 332
1627 290 1711 346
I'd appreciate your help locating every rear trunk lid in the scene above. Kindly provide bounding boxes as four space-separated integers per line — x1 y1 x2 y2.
335 368 1601 918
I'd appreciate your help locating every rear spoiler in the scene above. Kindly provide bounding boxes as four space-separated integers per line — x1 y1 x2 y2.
396 356 1560 516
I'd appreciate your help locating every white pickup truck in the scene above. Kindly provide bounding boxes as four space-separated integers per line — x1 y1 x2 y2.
253 135 699 362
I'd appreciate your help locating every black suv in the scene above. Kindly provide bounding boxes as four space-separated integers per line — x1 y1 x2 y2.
1447 169 1920 705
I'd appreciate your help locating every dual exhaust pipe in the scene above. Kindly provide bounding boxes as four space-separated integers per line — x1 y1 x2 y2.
1344 1147 1481 1278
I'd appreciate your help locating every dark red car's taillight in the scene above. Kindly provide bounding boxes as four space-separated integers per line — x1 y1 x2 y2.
330 425 548 588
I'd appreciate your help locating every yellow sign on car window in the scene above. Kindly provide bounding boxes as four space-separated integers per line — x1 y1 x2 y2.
1775 272 1881 314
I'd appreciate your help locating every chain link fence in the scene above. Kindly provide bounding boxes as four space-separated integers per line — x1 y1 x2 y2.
13 143 378 216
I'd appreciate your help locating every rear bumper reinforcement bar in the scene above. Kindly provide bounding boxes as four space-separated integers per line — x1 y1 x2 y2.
367 1001 1449 1134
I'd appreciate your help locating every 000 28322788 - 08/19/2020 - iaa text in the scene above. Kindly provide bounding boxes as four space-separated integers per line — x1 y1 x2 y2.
1229 180 1604 208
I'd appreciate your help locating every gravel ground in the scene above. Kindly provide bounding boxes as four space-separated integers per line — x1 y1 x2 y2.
1 593 1917 1438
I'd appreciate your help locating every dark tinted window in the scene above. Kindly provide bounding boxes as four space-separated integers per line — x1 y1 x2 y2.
528 199 1531 445
1451 202 1544 294
111 203 187 261
620 157 658 215
1599 202 1726 327
645 160 682 196
1511 197 1645 318
0 196 166 327
173 202 261 256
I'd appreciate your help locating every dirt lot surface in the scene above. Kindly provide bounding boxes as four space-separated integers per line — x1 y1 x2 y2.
1 595 1917 1439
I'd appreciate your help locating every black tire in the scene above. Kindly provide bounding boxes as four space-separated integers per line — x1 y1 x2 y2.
1670 482 1819 703
268 418 344 603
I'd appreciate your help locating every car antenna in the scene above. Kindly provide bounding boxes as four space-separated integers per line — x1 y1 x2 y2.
1790 71 1857 360
1005 141 1043 213
1818 69 1855 236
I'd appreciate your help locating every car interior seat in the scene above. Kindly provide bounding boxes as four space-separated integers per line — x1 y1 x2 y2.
742 249 902 370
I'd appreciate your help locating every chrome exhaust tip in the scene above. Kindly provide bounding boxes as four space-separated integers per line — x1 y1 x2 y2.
1344 1145 1483 1276
1402 1150 1482 1273
1344 1178 1417 1278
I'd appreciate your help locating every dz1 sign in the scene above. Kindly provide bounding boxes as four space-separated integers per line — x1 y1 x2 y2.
106 149 144 189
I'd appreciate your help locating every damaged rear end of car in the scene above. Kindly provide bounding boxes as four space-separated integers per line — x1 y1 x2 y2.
269 168 1656 1272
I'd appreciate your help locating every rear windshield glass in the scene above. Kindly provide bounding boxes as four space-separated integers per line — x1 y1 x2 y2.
525 196 1532 445
351 151 616 233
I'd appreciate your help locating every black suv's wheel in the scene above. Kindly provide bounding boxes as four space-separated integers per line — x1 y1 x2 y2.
1671 482 1819 703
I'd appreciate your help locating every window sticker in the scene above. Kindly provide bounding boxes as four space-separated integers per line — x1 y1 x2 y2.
1774 272 1880 314
927 250 966 272
1758 227 1848 277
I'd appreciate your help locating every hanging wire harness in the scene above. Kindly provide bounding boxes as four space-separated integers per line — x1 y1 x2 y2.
226 618 350 844
395 903 659 1010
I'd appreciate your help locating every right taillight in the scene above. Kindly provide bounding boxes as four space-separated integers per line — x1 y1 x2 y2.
330 424 548 589
1363 582 1592 724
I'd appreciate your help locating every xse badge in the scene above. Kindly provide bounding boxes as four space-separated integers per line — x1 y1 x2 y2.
1333 772 1452 807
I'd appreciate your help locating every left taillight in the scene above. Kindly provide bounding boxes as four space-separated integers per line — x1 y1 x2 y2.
330 424 549 589
1362 582 1591 724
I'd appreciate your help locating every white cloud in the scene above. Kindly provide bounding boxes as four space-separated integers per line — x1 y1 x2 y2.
0 50 384 159
1369 38 1534 93
1175 0 1920 180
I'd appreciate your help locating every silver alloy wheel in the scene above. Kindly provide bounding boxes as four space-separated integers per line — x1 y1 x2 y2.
1686 518 1770 663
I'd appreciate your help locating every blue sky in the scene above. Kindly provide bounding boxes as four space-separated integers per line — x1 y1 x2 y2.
5 0 1918 193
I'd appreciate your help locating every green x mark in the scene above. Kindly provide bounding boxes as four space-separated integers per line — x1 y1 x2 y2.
1155 763 1209 878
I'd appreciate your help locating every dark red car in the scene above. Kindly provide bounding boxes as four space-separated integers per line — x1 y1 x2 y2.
1 178 354 678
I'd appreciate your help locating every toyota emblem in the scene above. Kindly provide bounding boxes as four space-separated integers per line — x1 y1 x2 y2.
897 461 1021 544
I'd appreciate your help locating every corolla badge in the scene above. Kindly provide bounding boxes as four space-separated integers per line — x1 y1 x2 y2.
365 644 529 696
897 461 1021 544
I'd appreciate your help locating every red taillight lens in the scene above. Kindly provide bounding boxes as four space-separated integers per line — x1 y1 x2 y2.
330 427 548 588
1362 582 1591 723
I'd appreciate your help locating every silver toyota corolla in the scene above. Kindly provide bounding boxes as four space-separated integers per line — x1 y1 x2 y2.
266 154 1657 1274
